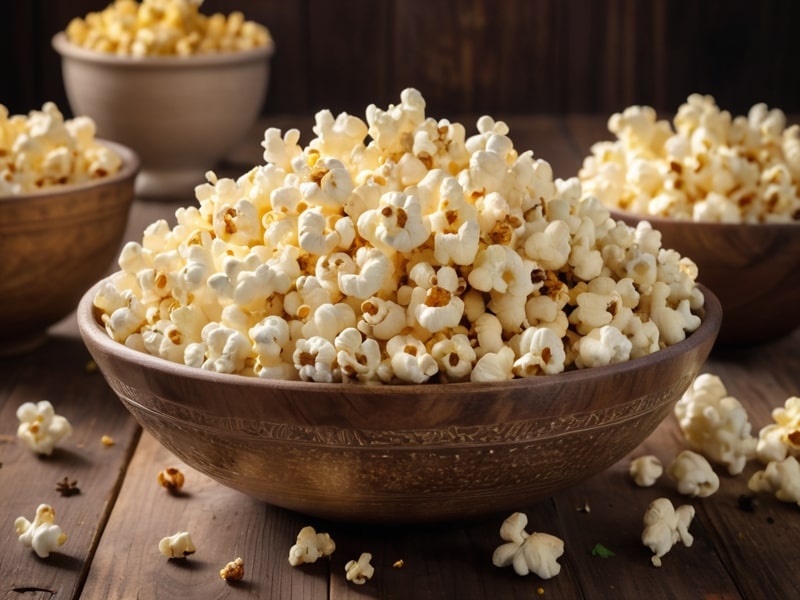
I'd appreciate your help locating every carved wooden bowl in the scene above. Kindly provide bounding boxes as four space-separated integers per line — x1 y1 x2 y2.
610 209 800 345
78 278 721 523
0 141 139 356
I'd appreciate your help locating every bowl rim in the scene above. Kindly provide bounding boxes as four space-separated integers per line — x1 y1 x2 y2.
77 275 722 395
0 138 140 203
52 31 275 68
608 207 800 231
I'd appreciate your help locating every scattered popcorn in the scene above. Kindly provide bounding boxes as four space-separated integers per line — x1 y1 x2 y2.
641 497 694 567
65 0 272 56
101 435 115 446
15 504 67 558
344 552 375 585
220 556 245 581
392 558 405 568
159 531 196 558
492 512 564 579
16 400 73 456
674 373 757 475
667 449 720 497
580 94 800 223
756 396 800 464
157 467 185 492
748 456 800 506
0 103 121 195
95 88 706 384
629 455 663 487
288 525 335 566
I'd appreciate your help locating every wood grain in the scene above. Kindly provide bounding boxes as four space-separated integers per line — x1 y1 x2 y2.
0 335 140 600
5 1 800 117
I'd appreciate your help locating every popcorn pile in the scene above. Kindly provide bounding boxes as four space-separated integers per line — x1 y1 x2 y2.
95 88 705 384
0 103 121 195
579 94 800 223
65 0 272 57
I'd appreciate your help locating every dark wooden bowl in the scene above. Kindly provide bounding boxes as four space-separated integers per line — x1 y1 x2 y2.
610 209 800 345
78 277 721 523
0 141 139 355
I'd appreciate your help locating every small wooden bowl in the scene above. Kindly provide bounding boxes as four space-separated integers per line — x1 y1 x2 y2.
0 141 139 355
610 209 800 345
78 277 721 523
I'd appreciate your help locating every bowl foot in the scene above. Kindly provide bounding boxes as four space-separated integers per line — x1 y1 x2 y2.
135 168 208 201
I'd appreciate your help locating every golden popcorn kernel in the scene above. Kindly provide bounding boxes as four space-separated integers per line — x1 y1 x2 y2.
220 557 245 581
157 467 186 492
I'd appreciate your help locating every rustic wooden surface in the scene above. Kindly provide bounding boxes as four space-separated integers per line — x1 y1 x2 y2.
2 115 799 599
4 0 800 118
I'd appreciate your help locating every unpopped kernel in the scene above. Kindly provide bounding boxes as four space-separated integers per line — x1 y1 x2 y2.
65 0 272 57
580 94 800 223
0 103 121 195
94 88 705 384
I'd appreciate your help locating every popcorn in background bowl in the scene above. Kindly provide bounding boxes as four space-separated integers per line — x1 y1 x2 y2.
0 102 122 195
92 88 707 383
578 95 800 344
64 0 272 57
579 94 800 224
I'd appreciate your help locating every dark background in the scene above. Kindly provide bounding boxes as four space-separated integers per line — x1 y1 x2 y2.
3 0 799 120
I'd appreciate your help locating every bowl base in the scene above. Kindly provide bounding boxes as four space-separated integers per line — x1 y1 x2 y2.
135 168 207 201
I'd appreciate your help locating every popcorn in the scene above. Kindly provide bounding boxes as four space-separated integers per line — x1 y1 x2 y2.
756 396 800 464
15 504 67 558
580 94 800 223
65 0 272 56
0 103 121 195
288 525 335 566
16 400 73 456
159 531 196 559
344 552 375 585
95 89 706 383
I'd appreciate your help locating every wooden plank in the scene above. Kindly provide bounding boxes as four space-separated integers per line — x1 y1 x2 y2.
0 334 140 600
78 431 331 600
326 499 583 599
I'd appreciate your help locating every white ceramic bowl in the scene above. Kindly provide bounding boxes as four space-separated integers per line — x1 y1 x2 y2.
52 32 274 200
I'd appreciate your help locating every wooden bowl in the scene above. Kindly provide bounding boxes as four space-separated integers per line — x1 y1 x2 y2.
52 32 274 200
610 209 800 345
0 141 139 356
78 277 721 523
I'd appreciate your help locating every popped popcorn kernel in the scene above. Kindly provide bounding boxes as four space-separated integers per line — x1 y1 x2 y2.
159 530 196 558
0 103 121 195
580 94 800 223
15 503 67 558
101 434 115 446
16 400 72 456
220 556 245 581
95 88 706 384
157 467 185 492
65 0 272 56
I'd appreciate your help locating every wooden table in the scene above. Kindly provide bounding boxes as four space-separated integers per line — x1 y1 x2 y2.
2 115 799 599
